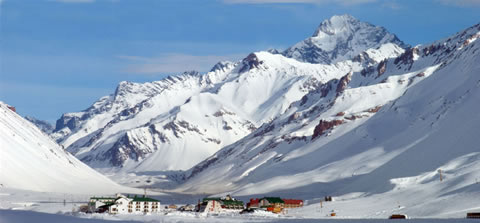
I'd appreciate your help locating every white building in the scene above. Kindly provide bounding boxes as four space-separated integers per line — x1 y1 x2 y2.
89 194 160 214
199 199 223 213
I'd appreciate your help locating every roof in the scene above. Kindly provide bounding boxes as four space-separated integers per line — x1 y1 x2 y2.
98 204 114 209
222 200 244 206
283 199 303 204
90 197 116 200
262 197 285 204
132 197 159 202
248 198 260 205
203 197 222 202
202 197 243 206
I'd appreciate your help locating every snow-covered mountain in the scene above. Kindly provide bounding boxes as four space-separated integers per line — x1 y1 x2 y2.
52 15 406 173
282 14 407 64
0 102 134 194
173 23 480 217
25 116 54 134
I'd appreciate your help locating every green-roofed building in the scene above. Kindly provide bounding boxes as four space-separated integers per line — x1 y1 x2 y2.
87 193 160 214
198 195 244 213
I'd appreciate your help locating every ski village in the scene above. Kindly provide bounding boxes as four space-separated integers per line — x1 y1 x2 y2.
86 193 306 216
1 1 480 221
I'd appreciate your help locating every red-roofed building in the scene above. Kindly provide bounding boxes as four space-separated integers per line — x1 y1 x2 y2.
282 199 303 208
247 198 260 209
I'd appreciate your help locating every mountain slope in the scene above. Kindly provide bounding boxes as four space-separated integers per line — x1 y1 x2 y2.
52 15 406 173
25 116 54 134
0 102 135 194
176 22 480 211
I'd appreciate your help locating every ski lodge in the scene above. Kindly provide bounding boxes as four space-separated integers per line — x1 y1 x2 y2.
88 194 160 214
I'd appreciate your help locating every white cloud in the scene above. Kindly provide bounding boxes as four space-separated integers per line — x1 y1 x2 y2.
222 0 376 5
117 53 247 74
437 0 480 7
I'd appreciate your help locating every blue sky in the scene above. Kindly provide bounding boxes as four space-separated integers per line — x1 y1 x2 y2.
1 0 479 124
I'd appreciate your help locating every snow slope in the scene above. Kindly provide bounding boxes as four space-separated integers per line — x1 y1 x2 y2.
52 15 406 173
0 102 136 194
174 23 480 217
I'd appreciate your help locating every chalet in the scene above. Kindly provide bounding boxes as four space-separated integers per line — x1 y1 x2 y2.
88 194 160 214
197 195 244 213
283 199 303 208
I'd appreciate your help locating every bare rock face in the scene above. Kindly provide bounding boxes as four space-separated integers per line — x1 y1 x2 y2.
394 47 419 69
288 112 302 123
377 59 387 77
336 72 352 94
366 106 382 113
312 119 344 140
210 61 236 73
239 53 264 73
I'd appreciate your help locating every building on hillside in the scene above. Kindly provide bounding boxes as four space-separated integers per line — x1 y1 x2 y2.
282 199 303 208
197 195 244 213
88 194 160 214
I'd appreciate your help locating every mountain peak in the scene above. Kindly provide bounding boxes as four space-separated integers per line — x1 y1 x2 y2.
313 14 360 37
283 14 407 64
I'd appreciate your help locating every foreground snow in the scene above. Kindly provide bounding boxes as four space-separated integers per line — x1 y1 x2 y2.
0 209 477 223
0 188 478 222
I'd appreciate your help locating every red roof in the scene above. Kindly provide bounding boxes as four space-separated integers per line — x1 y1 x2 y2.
248 198 260 205
282 199 303 205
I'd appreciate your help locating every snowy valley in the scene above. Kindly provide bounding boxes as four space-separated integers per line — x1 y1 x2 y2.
1 14 480 222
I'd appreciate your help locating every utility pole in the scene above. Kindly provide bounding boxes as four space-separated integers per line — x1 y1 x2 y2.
438 169 443 182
